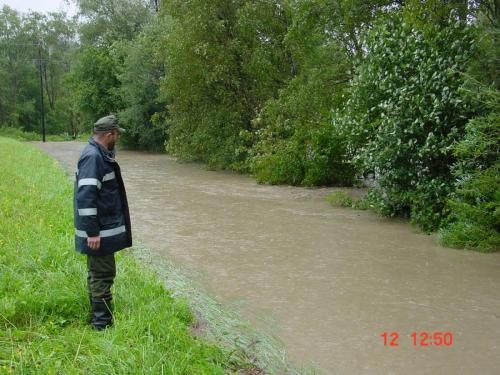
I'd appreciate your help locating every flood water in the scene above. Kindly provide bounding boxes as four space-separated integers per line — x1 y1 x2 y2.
35 141 500 375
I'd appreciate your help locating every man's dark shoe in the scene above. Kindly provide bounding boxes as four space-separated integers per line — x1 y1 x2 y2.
91 299 113 331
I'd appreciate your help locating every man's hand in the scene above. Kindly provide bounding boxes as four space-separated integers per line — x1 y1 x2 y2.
87 236 101 250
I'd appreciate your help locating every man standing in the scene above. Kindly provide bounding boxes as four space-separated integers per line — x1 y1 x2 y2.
73 115 132 330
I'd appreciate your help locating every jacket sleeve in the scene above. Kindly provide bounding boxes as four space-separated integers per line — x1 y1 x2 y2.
75 154 104 237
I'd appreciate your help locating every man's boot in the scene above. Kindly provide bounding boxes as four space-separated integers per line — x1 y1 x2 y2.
91 298 113 331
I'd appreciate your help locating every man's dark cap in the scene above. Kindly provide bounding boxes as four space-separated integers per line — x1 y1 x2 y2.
94 115 125 133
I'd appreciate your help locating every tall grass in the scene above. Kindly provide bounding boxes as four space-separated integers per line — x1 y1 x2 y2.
0 136 245 374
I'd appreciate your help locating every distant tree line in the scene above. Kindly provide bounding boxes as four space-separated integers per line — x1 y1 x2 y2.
0 6 77 134
0 0 497 251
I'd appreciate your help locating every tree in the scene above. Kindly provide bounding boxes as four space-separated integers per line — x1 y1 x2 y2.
336 10 476 231
0 6 76 134
0 6 38 130
117 16 171 151
69 0 152 130
75 0 153 45
70 46 122 119
161 0 290 170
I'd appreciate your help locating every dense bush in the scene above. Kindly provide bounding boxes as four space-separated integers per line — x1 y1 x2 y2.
249 40 354 185
251 104 355 186
439 64 499 251
250 0 396 186
336 14 476 231
439 8 500 252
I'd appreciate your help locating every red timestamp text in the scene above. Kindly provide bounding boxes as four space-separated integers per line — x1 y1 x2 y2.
380 331 454 347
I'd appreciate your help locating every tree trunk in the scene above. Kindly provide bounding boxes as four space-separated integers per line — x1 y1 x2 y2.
43 62 56 110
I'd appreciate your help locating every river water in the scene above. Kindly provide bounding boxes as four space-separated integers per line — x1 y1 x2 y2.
35 141 500 375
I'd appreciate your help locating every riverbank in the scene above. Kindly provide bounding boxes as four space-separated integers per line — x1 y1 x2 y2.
0 136 297 374
32 139 500 374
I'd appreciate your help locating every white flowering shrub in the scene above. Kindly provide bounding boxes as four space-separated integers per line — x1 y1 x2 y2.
336 15 476 231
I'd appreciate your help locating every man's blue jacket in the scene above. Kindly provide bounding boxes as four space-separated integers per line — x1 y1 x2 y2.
73 138 132 255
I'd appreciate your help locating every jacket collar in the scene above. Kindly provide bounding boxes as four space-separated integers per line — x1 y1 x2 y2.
89 138 116 163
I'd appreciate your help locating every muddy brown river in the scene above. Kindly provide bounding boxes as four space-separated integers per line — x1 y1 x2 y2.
35 141 500 375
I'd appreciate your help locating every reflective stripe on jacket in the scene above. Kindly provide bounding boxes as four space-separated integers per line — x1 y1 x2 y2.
73 138 132 255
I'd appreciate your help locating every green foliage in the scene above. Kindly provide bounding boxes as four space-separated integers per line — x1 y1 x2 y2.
117 17 171 151
161 0 290 170
0 126 88 141
440 79 500 252
0 136 248 373
326 191 353 207
235 0 291 110
466 4 499 90
251 117 355 186
0 6 76 134
250 0 394 186
0 127 43 141
337 13 476 231
0 6 38 130
76 0 153 45
326 190 370 210
69 46 122 123
440 163 500 252
68 0 153 135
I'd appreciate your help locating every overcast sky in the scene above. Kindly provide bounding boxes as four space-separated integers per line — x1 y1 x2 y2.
0 0 77 15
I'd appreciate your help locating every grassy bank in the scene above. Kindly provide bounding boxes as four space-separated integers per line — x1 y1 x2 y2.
0 136 257 374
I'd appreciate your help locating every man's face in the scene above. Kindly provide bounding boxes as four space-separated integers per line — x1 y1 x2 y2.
105 130 119 150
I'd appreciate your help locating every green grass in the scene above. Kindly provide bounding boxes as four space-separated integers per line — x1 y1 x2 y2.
439 221 500 253
0 127 90 142
0 136 252 374
325 190 369 210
